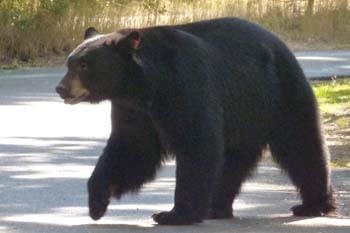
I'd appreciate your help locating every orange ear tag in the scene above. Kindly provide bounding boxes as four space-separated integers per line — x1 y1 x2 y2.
132 39 140 49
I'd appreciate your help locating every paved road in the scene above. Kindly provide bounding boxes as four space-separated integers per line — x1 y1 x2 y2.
0 51 350 233
295 50 350 79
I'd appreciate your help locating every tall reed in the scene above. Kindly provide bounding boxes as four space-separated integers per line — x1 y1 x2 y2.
0 0 349 63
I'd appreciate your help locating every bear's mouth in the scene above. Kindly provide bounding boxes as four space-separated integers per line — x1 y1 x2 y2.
64 92 90 105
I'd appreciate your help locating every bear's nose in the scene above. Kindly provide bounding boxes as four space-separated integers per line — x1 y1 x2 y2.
56 85 69 98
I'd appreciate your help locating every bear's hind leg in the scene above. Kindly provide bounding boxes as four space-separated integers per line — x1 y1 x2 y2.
207 147 262 219
152 135 225 225
269 111 336 216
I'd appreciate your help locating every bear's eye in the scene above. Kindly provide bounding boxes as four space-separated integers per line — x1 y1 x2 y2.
80 62 88 70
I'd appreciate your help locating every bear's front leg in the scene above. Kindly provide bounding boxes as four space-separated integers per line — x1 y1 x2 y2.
152 136 224 225
88 153 112 220
88 102 163 221
88 137 163 220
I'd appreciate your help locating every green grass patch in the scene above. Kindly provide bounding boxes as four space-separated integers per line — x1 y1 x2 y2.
313 79 350 123
314 80 350 104
331 160 350 168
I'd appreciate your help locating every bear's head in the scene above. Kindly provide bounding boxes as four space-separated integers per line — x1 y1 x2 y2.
56 27 143 104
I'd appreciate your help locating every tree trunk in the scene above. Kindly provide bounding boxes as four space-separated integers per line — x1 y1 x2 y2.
306 0 315 16
153 0 160 25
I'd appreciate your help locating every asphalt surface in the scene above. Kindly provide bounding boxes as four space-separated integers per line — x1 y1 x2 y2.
0 50 350 233
295 50 350 79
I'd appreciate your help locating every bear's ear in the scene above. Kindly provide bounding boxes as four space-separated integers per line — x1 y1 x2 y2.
117 31 141 50
84 27 99 40
104 31 143 65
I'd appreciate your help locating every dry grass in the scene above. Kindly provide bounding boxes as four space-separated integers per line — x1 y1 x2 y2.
1 0 350 64
313 79 350 168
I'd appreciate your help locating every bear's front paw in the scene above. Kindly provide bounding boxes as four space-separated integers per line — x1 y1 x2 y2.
291 203 337 217
88 179 111 221
89 194 110 220
152 209 202 225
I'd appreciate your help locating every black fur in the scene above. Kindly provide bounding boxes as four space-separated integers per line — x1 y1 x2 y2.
57 18 336 225
88 100 165 220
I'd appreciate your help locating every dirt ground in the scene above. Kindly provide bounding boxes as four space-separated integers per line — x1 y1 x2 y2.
325 116 350 168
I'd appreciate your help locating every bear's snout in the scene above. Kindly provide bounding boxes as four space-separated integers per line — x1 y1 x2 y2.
56 84 70 99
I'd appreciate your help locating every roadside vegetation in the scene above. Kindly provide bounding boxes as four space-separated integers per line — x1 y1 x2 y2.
313 79 350 168
1 0 350 66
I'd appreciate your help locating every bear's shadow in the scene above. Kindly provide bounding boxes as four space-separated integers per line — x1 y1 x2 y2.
82 216 350 233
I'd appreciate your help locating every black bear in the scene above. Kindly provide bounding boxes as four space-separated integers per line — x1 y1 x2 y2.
56 18 336 225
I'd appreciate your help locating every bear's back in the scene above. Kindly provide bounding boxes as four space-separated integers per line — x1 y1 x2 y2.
137 18 307 148
176 19 284 143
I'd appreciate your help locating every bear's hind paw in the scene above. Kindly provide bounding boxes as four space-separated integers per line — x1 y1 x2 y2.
206 208 233 219
152 210 202 225
291 203 337 217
